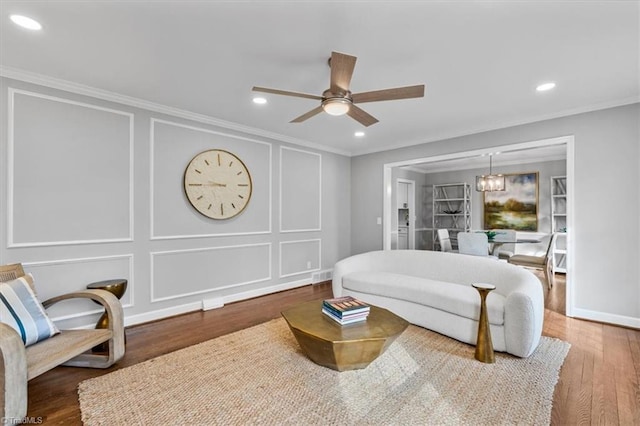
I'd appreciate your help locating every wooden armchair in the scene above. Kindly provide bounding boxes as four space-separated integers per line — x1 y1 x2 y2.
0 264 125 420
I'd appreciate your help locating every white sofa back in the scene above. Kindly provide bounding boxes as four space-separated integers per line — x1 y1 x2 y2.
333 249 540 300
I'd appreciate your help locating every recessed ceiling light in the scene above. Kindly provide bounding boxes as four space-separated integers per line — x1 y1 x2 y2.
252 97 267 105
354 131 365 138
10 14 42 31
536 82 556 92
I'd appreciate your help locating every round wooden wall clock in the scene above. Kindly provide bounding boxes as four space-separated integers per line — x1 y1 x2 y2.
183 149 252 220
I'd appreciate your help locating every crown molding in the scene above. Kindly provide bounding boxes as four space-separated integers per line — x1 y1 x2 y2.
351 96 640 157
0 66 352 157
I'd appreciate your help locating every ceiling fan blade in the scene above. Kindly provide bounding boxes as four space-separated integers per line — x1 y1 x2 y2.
252 86 323 101
330 51 357 93
290 106 324 123
351 84 425 104
347 105 379 127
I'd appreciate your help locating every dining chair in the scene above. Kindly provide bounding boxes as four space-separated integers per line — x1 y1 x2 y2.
457 232 492 257
507 233 557 288
436 229 457 253
492 229 516 260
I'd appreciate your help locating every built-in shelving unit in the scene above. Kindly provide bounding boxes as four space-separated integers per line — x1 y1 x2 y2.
432 183 471 250
551 176 567 273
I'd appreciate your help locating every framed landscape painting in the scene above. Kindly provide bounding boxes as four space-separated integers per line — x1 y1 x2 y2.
483 172 538 231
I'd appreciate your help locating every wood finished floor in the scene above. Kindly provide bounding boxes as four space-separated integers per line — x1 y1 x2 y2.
25 272 640 425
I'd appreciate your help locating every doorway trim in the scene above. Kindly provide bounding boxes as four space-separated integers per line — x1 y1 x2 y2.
382 135 575 317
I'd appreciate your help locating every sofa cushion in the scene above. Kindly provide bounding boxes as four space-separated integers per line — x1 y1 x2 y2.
0 274 60 346
342 271 505 325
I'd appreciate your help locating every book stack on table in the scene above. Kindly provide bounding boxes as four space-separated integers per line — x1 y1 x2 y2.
322 296 370 325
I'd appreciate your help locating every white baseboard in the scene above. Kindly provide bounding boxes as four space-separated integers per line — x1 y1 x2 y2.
124 301 202 327
571 308 640 329
221 278 309 305
122 278 313 327
311 268 333 284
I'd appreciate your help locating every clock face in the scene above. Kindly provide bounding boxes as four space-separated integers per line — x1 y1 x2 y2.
183 149 252 220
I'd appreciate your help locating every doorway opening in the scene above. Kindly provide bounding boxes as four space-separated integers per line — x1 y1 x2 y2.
382 135 575 317
394 178 415 250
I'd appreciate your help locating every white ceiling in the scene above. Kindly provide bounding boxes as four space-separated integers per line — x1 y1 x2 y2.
1 1 638 156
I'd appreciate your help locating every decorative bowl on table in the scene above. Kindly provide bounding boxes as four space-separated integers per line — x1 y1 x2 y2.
484 231 497 242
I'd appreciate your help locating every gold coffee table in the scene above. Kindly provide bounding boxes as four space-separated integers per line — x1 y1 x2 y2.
281 299 409 371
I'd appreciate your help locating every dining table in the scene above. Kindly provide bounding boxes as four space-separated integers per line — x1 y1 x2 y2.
488 238 541 256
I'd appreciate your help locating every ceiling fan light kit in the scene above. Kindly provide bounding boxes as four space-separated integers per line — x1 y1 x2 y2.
322 97 351 116
252 51 425 127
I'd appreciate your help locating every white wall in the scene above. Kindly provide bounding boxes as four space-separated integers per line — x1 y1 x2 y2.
351 103 640 327
0 77 351 328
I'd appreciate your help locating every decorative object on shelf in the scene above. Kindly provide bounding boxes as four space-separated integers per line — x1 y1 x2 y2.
472 282 496 363
86 279 128 353
476 154 505 192
442 209 461 214
483 172 539 231
183 149 252 220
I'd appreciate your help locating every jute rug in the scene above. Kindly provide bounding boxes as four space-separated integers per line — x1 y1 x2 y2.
78 318 570 425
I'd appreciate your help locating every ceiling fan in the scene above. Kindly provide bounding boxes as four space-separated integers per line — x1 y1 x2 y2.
252 51 425 127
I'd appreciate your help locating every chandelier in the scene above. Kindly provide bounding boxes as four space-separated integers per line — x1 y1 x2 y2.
476 155 505 192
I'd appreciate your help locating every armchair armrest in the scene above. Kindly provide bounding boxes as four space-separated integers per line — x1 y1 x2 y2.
42 289 125 368
1 322 28 419
42 289 123 331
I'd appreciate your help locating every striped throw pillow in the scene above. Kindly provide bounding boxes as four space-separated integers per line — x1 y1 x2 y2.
0 274 59 346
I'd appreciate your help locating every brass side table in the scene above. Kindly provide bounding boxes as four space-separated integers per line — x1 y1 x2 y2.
472 282 496 363
86 279 127 352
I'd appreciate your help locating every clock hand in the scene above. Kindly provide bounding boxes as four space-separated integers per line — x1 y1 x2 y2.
186 182 227 187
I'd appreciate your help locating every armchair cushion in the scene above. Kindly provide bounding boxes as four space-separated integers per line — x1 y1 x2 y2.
0 274 59 346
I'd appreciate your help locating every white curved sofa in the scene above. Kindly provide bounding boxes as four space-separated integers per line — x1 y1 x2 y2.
332 250 544 357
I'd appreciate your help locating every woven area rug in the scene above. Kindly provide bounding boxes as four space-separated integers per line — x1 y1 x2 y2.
78 318 570 425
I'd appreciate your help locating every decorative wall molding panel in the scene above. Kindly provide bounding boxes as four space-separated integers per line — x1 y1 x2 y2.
150 118 272 239
8 88 134 247
23 254 133 322
1 77 350 331
279 239 321 278
280 146 322 233
150 243 271 302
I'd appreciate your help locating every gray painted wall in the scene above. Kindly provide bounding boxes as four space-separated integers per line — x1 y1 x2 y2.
1 73 637 330
351 103 640 325
0 77 351 328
